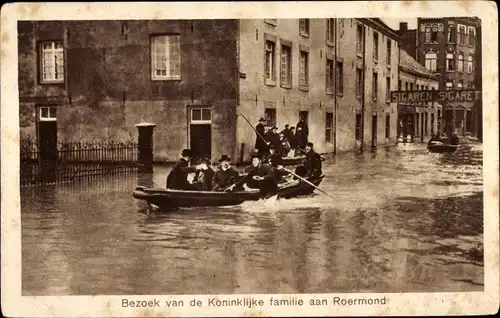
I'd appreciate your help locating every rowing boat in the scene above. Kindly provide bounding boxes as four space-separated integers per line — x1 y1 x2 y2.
133 175 324 209
427 141 459 153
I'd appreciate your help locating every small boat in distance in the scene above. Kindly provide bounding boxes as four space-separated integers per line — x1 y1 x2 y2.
133 175 324 210
280 154 306 166
427 141 460 154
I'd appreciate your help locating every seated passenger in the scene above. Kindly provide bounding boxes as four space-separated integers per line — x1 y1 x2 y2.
193 158 215 191
212 155 241 192
166 149 202 190
227 153 277 197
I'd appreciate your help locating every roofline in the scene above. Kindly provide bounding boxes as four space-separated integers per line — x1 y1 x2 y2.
356 18 399 41
399 65 440 81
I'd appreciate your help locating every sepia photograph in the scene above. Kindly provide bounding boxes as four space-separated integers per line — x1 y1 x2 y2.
1 1 498 317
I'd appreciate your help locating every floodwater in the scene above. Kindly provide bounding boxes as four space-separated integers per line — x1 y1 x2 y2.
21 143 484 295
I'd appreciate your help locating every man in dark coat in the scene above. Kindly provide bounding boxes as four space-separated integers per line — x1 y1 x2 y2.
302 142 322 179
212 155 241 191
279 133 291 157
193 158 215 191
166 149 200 190
269 126 282 152
295 116 309 153
255 117 268 155
266 146 282 168
288 127 297 150
227 153 277 197
280 124 292 141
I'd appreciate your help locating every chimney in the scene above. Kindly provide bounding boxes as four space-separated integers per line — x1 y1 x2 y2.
399 22 408 34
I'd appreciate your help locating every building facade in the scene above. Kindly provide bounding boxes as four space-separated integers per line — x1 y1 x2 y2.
399 17 482 138
18 18 400 163
397 50 440 142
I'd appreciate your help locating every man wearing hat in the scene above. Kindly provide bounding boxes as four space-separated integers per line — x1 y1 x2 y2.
193 157 215 191
255 117 268 155
227 152 277 197
295 116 309 154
166 149 201 190
269 125 282 152
212 155 241 191
280 124 292 142
302 142 322 179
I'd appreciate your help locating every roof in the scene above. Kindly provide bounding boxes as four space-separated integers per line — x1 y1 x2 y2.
399 49 438 80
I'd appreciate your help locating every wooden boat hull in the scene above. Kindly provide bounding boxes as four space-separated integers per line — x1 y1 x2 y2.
133 175 324 209
427 143 459 153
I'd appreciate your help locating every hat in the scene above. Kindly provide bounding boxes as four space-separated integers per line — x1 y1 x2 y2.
290 126 295 130
251 151 262 159
269 145 276 150
198 157 211 165
306 142 314 148
285 124 289 128
259 117 265 122
218 154 231 162
182 149 193 157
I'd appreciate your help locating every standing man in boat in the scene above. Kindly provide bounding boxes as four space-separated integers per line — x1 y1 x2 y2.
269 125 282 153
226 153 277 197
295 116 309 154
166 149 201 190
212 155 241 191
255 117 268 155
302 142 323 179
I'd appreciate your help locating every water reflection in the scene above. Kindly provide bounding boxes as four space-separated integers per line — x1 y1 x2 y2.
21 143 483 295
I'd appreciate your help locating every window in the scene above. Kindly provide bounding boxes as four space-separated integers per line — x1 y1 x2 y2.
385 113 390 138
431 27 438 42
356 68 362 98
425 26 438 43
386 77 391 102
326 59 334 94
151 35 181 80
386 39 391 65
265 41 276 83
325 112 333 142
299 50 309 89
191 108 211 123
372 72 378 101
425 52 437 72
39 106 57 121
355 114 362 141
458 25 466 45
467 55 473 73
335 61 343 95
264 108 276 127
356 24 363 55
425 27 431 43
445 82 453 90
326 19 334 43
405 82 409 91
280 44 292 87
373 32 379 61
458 53 464 72
40 42 64 83
447 26 455 42
410 83 414 91
299 19 310 36
446 53 454 71
468 27 476 46
457 80 463 90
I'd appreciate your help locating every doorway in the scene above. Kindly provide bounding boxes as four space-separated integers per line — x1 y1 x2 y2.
38 106 58 161
371 115 377 148
189 107 212 163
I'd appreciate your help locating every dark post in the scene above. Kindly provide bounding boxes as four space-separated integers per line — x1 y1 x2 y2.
136 123 156 173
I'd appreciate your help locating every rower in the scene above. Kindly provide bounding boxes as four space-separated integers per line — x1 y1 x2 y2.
226 153 277 196
166 149 202 190
302 142 323 179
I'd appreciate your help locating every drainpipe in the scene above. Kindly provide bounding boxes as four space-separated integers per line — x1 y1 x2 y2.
360 24 366 151
333 19 338 155
397 42 401 143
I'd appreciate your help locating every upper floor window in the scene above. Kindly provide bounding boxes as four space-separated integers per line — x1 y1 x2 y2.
265 40 276 83
386 39 391 65
458 25 466 45
445 82 453 90
299 19 310 37
356 24 363 55
326 18 334 43
468 27 476 46
280 44 292 87
446 53 455 71
40 42 64 83
372 71 378 101
356 67 362 98
467 54 474 73
299 50 309 89
425 52 437 72
326 59 334 94
151 35 181 80
373 32 379 61
458 53 464 72
335 61 343 95
425 26 438 43
447 25 456 42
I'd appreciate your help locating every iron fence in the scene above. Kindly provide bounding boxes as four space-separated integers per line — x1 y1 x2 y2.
20 138 139 187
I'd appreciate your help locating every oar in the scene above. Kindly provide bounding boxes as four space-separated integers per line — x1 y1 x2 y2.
279 167 335 200
237 113 326 161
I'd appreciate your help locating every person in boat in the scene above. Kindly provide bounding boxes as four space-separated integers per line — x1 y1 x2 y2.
269 125 282 151
226 153 277 196
266 146 282 168
440 132 450 145
288 126 298 154
212 154 241 192
166 149 201 190
255 117 268 155
428 134 440 145
280 124 292 142
279 132 291 157
302 142 323 179
295 116 309 155
450 132 459 145
193 157 215 191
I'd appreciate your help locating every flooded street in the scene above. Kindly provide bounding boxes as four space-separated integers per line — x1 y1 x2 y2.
21 143 484 295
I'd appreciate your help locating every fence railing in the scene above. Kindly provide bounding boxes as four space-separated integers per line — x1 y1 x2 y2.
20 138 139 187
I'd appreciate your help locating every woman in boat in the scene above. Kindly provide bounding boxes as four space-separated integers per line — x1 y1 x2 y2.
193 158 215 191
166 149 201 190
212 155 241 192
